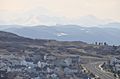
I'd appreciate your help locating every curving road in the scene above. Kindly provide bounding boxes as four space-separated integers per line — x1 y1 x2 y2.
83 62 115 79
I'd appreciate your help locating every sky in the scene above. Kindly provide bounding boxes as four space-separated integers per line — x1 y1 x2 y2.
0 0 120 26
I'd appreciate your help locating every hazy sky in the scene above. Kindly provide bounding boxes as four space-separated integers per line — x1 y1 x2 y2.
0 0 120 26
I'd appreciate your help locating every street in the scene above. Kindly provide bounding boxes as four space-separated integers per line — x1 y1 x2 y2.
83 62 115 79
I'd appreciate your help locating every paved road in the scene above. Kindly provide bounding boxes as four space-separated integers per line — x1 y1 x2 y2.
83 62 115 79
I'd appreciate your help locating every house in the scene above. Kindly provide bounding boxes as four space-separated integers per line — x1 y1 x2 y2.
0 62 6 69
46 54 57 60
50 73 59 79
64 58 72 66
64 67 78 75
114 57 120 73
21 60 35 68
47 67 53 73
37 61 47 68
54 59 67 67
9 59 21 66
0 70 7 79
110 57 120 73
44 55 47 61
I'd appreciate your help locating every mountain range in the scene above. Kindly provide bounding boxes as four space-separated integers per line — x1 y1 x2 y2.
0 22 120 45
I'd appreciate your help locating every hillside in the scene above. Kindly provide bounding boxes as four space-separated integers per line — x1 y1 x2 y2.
0 31 120 56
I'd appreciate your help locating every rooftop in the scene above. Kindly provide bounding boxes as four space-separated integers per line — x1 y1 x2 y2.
116 57 120 60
